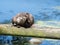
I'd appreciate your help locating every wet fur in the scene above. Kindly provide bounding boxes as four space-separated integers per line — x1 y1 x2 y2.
12 12 34 28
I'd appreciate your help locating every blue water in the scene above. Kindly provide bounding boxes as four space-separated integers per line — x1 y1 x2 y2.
0 0 60 22
0 0 60 45
41 39 60 45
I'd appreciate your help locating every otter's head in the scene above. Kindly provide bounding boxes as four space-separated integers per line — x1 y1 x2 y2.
16 16 27 25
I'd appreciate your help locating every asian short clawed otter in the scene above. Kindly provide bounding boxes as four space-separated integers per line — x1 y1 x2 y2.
12 12 34 28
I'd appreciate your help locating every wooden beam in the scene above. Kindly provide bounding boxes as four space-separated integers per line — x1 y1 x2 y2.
0 24 60 39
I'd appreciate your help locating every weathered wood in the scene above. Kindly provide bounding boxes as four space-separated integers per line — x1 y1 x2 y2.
0 24 60 39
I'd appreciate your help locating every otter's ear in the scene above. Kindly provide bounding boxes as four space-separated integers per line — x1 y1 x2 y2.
25 13 29 17
26 13 29 15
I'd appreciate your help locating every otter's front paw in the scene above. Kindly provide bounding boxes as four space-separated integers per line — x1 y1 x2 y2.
17 25 21 28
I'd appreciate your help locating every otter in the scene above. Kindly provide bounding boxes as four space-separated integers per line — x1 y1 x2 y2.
12 12 34 28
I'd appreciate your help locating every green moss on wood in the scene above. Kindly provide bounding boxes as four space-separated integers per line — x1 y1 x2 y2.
0 24 60 39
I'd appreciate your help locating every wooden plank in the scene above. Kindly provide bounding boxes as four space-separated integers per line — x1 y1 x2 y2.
0 24 60 39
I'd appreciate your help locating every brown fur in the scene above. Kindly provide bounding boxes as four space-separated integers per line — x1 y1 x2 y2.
12 12 34 28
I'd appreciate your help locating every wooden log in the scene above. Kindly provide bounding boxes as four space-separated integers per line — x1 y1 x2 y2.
0 24 60 39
